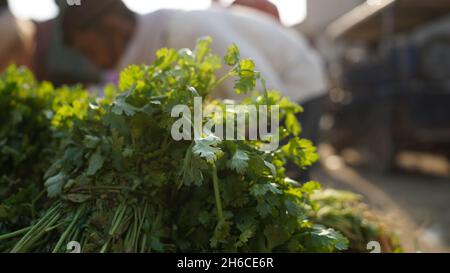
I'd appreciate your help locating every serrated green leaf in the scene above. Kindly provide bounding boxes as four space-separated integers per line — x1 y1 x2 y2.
309 225 349 252
224 43 240 66
250 183 282 197
192 135 223 164
235 59 258 94
45 172 68 197
281 137 319 169
119 65 144 91
83 135 100 149
227 149 249 174
111 96 140 117
87 149 104 176
195 36 213 62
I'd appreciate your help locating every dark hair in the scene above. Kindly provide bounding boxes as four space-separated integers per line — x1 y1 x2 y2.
62 0 135 44
0 0 8 10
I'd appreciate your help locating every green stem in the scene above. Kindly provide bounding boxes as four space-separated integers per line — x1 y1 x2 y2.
140 234 147 253
100 239 110 253
29 190 46 220
14 211 61 253
131 207 140 252
109 204 127 236
261 78 270 104
149 95 168 101
11 203 61 252
101 203 127 253
179 142 195 189
208 67 237 96
211 164 223 221
52 205 85 253
0 226 31 241
124 207 138 252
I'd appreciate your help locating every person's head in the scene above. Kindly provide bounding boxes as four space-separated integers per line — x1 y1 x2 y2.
61 0 136 69
232 0 280 22
0 0 8 10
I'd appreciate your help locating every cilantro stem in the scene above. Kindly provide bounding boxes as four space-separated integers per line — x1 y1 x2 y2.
149 95 168 100
211 164 223 221
0 226 31 241
140 234 147 253
179 141 195 189
261 78 270 104
29 189 46 220
208 65 238 95
11 203 62 252
101 202 128 253
13 210 61 253
52 204 86 253
100 240 110 253
213 72 233 91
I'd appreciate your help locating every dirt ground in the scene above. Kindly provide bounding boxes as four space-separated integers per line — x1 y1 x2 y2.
312 144 450 253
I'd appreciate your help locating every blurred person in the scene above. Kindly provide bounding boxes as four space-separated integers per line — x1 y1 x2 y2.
41 0 102 85
0 1 35 71
0 0 102 86
62 0 327 104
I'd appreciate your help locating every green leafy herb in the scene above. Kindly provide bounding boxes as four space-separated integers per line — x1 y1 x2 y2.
0 39 387 253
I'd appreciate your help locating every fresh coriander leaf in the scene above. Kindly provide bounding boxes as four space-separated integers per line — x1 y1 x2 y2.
195 36 213 62
309 225 349 252
227 149 249 174
119 65 144 91
83 135 100 149
45 172 68 197
281 137 319 169
224 43 240 66
234 59 258 94
111 96 140 117
250 183 282 197
192 135 223 164
87 148 104 176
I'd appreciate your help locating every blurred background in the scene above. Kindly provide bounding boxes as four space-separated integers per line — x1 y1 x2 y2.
1 0 450 252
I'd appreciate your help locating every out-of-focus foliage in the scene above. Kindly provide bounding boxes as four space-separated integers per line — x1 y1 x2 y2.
309 189 402 253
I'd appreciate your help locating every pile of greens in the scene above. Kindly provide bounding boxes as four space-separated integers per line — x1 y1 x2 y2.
0 66 111 249
0 38 397 253
309 189 402 253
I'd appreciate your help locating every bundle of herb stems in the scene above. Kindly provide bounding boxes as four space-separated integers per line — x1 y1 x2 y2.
0 38 399 253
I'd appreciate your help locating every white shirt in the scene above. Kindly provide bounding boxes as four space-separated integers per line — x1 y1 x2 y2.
118 8 328 102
